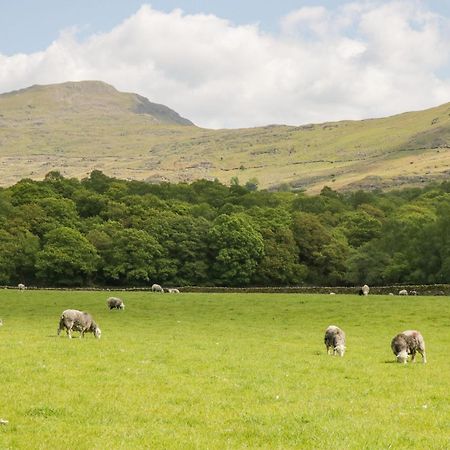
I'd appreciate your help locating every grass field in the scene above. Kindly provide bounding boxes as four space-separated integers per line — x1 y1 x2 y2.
0 290 449 449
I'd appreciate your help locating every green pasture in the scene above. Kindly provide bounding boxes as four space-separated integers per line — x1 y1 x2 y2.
0 290 449 449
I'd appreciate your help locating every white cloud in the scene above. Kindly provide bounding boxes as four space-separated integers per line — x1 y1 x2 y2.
1 1 450 128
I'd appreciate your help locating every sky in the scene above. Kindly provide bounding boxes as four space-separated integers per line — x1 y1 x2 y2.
1 0 450 128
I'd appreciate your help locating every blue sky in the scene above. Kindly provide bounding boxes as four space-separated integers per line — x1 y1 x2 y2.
0 1 369 54
2 0 448 55
1 1 450 128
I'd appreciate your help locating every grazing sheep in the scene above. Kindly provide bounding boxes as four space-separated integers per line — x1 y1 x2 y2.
18 283 26 290
324 325 346 357
107 297 125 310
152 283 164 293
167 288 180 294
358 284 370 296
329 292 336 295
410 290 418 296
391 330 426 364
57 309 101 339
398 289 408 296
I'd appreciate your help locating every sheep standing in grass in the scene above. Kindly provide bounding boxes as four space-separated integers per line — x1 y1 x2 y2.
107 297 125 310
399 289 408 296
18 283 26 290
152 283 164 293
324 325 346 357
391 330 426 364
358 284 370 296
167 288 180 294
57 309 101 339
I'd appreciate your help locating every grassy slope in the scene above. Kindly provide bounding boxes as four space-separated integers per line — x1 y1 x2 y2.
1 81 450 191
0 291 449 449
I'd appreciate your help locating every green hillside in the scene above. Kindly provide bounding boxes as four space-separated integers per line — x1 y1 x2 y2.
1 80 449 191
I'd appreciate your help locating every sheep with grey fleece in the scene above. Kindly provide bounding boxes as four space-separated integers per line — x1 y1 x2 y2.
324 325 346 357
107 297 125 310
391 330 426 364
57 309 101 339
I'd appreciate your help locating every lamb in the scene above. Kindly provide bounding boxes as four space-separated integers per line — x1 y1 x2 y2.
167 288 180 294
152 283 164 293
324 325 346 357
358 284 370 296
107 297 125 310
57 309 101 339
391 330 426 364
398 289 408 296
18 283 26 290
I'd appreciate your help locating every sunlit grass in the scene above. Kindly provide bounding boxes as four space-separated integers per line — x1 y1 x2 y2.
0 291 449 449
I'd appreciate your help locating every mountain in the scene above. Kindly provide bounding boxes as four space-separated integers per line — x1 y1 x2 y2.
1 80 450 192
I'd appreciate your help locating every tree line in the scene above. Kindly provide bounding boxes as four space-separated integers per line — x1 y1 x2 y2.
0 170 449 287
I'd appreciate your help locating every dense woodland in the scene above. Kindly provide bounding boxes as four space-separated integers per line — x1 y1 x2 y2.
0 170 449 287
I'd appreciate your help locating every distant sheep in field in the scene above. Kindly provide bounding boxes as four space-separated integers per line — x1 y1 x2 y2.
398 289 408 296
57 309 101 339
152 283 164 293
358 284 370 296
324 325 346 357
410 290 418 296
391 330 426 364
167 288 180 294
107 297 125 310
18 283 26 290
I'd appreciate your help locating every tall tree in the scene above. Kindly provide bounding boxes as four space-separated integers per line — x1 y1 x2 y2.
208 214 264 286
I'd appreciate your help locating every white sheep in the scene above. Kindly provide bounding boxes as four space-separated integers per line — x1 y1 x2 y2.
151 283 164 293
358 284 370 296
18 283 26 290
107 297 125 310
391 330 426 363
168 288 180 294
57 309 101 339
398 289 408 296
324 325 346 357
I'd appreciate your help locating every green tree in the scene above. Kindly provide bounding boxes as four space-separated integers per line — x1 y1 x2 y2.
292 212 349 284
339 210 382 247
88 223 164 285
0 229 40 284
208 214 264 286
36 227 99 286
253 227 307 286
